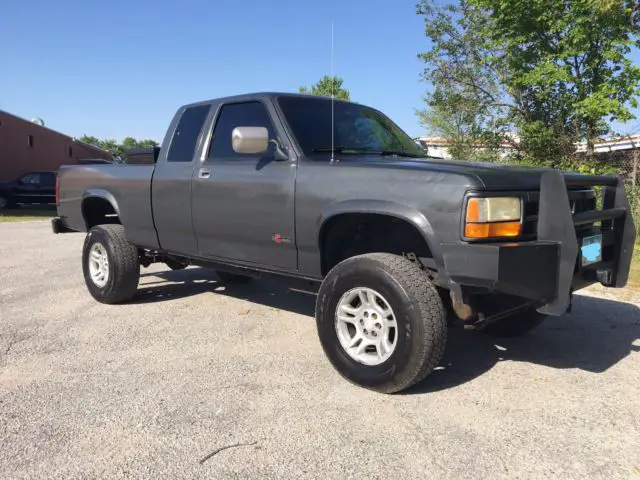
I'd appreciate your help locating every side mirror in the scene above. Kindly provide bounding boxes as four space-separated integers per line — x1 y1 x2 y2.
231 126 269 154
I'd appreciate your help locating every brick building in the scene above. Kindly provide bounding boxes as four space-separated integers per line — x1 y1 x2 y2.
0 110 113 181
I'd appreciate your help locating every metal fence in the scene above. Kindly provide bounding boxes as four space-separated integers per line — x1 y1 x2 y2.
569 148 640 186
564 149 640 227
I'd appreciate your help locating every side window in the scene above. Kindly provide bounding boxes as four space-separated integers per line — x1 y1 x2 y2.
167 104 211 163
20 173 40 184
208 101 275 160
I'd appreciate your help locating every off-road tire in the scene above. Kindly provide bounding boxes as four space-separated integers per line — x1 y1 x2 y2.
315 253 447 394
482 307 547 338
82 224 140 304
216 270 253 285
0 195 16 209
165 259 188 271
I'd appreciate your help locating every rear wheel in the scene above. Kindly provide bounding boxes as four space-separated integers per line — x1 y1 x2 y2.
165 259 188 271
482 307 547 338
0 195 16 209
82 224 140 304
315 253 447 394
216 270 252 285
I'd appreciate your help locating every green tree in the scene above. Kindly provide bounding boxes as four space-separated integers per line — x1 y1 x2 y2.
79 135 159 163
416 1 519 160
416 0 640 161
299 75 351 101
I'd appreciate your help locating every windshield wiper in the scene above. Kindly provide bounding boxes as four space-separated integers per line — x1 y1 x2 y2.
312 146 379 154
379 150 422 158
312 147 425 158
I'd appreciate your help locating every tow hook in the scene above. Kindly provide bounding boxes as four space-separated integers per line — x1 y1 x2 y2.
596 268 612 286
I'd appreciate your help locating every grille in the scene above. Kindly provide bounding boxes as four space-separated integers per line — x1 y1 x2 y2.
522 188 597 237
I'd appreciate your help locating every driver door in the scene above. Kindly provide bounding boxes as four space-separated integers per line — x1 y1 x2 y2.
14 173 41 204
191 100 297 270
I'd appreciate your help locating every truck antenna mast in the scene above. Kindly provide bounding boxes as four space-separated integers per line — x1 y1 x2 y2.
330 20 336 164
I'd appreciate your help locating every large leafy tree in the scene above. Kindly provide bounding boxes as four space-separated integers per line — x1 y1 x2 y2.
416 1 519 161
299 75 351 101
417 0 640 161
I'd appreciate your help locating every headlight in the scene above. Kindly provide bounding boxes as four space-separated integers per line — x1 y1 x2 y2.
464 197 522 239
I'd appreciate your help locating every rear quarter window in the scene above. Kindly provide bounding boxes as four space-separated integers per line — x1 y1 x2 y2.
167 105 211 162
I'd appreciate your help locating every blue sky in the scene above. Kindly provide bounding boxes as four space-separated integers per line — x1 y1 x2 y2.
1 0 638 142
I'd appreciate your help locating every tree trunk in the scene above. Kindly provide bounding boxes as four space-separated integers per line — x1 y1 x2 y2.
586 124 595 157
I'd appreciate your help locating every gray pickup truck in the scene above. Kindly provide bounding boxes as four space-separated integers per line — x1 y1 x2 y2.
52 92 636 393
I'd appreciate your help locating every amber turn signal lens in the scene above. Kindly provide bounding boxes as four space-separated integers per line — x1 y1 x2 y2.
464 221 521 239
466 198 481 223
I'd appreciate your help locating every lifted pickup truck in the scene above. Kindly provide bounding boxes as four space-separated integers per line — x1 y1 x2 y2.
52 92 636 393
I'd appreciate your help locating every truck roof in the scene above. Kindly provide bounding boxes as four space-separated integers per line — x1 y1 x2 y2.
179 91 356 110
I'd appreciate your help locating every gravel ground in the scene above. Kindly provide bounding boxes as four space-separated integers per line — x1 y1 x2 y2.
1 221 640 480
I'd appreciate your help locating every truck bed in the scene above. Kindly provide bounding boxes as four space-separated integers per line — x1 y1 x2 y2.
56 164 159 249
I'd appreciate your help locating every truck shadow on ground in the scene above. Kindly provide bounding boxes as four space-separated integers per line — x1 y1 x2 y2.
406 294 640 394
135 267 640 394
135 267 315 316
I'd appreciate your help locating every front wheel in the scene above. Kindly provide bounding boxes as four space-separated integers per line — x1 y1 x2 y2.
82 224 140 304
0 195 16 209
315 253 447 394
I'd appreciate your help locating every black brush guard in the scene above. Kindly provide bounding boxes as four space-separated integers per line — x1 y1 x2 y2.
441 171 636 316
536 170 636 315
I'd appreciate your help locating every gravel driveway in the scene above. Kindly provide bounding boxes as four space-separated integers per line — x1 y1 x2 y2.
1 221 640 479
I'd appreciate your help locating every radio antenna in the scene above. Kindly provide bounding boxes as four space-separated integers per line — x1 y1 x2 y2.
330 20 335 163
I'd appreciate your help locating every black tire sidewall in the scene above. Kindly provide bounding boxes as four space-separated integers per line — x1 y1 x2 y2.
316 259 427 390
166 260 187 271
82 227 130 302
0 195 15 209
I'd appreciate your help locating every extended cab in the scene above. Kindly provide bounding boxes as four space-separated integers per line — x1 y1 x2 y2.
52 92 636 393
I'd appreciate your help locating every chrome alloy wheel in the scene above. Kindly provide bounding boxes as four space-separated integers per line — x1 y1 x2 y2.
335 287 398 366
88 242 110 288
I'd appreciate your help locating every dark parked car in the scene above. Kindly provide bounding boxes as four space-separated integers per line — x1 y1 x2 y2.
51 92 636 393
0 171 57 209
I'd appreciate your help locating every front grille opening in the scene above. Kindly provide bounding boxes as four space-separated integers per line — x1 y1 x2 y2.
522 188 600 238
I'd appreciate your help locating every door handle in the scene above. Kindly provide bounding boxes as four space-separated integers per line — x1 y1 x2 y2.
198 168 211 179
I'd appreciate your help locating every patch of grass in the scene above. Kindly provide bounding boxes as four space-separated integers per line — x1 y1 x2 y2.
0 206 56 222
628 247 640 289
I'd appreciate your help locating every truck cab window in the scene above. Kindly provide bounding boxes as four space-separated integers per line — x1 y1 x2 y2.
20 173 40 184
167 104 211 163
208 101 276 160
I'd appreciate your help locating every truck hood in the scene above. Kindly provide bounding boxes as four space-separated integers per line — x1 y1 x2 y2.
340 155 596 191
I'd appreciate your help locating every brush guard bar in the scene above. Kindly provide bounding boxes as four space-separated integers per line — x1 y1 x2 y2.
536 170 636 315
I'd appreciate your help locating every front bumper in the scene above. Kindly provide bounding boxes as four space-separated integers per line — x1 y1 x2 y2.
441 171 636 316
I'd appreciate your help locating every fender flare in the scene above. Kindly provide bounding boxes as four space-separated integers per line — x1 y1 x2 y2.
81 189 121 226
317 199 443 267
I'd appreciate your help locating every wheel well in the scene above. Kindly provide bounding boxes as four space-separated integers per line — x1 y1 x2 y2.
82 197 120 229
320 213 432 275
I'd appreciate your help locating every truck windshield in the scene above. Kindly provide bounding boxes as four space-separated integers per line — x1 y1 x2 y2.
276 95 428 159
